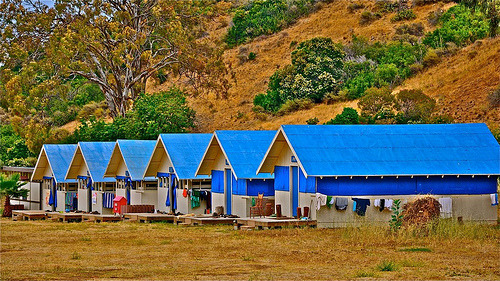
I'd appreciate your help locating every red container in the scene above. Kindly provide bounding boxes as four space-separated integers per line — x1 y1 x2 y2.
113 196 127 214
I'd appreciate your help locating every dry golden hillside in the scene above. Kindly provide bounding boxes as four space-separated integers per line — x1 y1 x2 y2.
397 37 500 128
148 0 499 133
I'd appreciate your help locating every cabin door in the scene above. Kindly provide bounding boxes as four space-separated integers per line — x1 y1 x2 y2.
291 166 299 217
225 169 232 215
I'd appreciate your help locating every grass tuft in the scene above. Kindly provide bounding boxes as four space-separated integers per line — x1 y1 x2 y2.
399 247 432 252
71 252 81 260
377 260 398 271
242 255 255 261
355 270 377 278
80 237 91 242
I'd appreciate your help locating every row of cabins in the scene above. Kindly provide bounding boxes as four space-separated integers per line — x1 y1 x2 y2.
30 123 500 227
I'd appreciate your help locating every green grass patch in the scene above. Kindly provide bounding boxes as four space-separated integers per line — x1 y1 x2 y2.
399 247 432 252
377 260 398 271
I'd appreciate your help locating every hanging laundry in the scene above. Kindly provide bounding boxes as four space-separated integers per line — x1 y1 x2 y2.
374 199 380 207
183 188 188 198
335 197 348 211
384 199 393 210
491 193 498 206
191 190 201 208
352 200 357 212
352 198 370 216
326 196 334 209
438 197 452 218
316 193 327 210
379 199 385 212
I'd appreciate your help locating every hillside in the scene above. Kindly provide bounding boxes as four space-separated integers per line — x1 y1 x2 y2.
148 0 499 133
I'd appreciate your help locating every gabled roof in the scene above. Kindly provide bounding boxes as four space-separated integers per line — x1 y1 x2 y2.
197 130 276 179
258 123 500 177
144 134 212 180
104 140 156 181
31 144 77 184
66 142 116 182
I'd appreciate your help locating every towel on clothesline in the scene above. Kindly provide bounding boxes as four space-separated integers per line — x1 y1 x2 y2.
438 197 452 218
352 198 370 216
384 199 393 209
326 196 334 208
316 193 328 210
491 193 498 206
335 197 348 211
102 192 115 209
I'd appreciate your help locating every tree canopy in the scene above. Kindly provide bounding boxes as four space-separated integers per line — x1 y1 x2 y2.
0 0 227 155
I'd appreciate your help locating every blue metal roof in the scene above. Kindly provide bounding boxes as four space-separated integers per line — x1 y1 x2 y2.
281 123 500 177
160 134 212 180
79 142 116 182
43 144 77 184
116 140 156 181
216 130 276 179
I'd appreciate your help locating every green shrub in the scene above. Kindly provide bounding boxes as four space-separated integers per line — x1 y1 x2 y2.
395 22 425 36
276 99 314 116
391 9 417 22
429 114 454 124
306 117 319 124
225 0 317 47
248 52 257 60
487 87 500 108
374 0 398 13
347 2 365 13
395 89 436 123
423 4 489 48
357 87 395 116
374 63 400 87
422 49 441 68
360 10 381 25
409 63 424 74
344 71 375 99
325 107 359 124
254 37 345 112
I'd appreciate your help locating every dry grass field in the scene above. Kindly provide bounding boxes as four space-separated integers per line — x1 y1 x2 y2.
1 218 499 280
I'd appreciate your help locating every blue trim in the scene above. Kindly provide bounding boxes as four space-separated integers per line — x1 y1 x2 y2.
77 175 88 180
115 176 127 180
316 175 497 196
225 169 232 215
43 176 52 180
157 172 169 178
292 166 299 217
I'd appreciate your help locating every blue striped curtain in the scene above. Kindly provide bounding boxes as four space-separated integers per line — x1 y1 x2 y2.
102 192 115 208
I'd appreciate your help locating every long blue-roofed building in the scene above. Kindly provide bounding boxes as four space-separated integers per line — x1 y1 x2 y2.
143 134 212 214
257 123 500 227
104 140 157 208
31 144 78 212
196 130 276 217
65 142 116 214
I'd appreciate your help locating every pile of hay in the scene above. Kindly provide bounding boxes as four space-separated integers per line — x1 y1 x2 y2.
402 197 440 227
